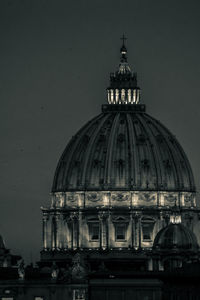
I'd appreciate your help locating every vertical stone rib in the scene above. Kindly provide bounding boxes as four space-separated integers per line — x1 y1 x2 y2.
126 113 138 188
80 114 111 188
53 113 103 191
104 113 120 187
137 113 163 189
150 115 185 190
173 139 195 190
145 114 179 190
52 106 195 193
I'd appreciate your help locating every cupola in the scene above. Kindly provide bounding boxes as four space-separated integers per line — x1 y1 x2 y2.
107 35 140 104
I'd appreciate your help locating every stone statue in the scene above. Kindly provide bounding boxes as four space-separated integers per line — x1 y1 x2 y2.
71 253 87 280
51 262 59 279
18 259 25 280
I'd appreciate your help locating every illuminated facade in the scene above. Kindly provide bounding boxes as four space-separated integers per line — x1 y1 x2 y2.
0 39 200 300
41 41 199 264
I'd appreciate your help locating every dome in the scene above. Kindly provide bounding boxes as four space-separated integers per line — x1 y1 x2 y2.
52 41 195 197
153 223 199 251
52 104 195 193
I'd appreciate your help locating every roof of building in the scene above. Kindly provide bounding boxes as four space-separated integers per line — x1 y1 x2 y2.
52 41 195 194
52 104 195 193
153 223 199 251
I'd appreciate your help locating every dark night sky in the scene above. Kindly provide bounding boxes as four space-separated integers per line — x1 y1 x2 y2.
0 0 200 263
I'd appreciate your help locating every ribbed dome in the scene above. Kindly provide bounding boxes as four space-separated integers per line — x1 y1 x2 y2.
153 223 199 250
52 104 195 193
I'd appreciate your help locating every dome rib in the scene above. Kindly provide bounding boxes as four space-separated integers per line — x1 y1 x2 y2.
80 113 111 189
145 114 180 190
137 114 163 189
52 106 196 193
104 113 120 188
52 114 102 191
173 138 195 191
126 114 138 187
66 115 103 189
149 115 194 191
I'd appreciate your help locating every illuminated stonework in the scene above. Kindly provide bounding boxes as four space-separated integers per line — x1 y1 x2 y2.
41 39 199 273
107 44 140 105
50 191 196 209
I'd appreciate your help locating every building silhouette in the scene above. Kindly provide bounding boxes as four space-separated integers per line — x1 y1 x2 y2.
1 38 200 300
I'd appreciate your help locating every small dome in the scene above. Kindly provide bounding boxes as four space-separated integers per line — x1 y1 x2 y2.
52 105 195 193
153 223 199 251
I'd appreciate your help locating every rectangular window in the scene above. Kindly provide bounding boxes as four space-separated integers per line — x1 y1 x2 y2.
2 298 14 300
115 224 126 241
142 223 154 241
89 223 99 241
73 289 86 300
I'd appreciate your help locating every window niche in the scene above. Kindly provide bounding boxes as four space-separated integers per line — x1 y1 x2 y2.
113 217 129 242
115 223 126 241
141 217 155 242
88 219 100 241
73 289 86 300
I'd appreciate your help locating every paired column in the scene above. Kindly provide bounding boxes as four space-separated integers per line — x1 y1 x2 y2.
50 211 81 250
48 210 146 250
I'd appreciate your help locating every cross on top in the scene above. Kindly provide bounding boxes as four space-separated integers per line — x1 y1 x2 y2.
120 34 127 45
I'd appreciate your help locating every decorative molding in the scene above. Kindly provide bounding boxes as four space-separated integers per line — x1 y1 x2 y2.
164 193 178 205
87 192 99 202
111 192 130 202
111 215 130 223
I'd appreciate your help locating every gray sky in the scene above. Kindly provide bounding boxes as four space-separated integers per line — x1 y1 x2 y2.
0 0 200 263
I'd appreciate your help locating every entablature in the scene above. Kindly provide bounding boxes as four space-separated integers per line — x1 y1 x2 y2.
49 190 196 210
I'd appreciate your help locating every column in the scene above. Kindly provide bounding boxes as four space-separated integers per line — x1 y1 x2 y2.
42 214 48 250
63 215 69 249
98 212 103 249
70 212 79 250
51 215 56 250
138 214 141 248
55 214 60 249
98 211 108 249
78 211 82 248
133 212 141 249
130 212 134 248
58 214 65 249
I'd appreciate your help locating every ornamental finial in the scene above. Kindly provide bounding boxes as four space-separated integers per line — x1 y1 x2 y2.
120 34 127 46
120 34 127 62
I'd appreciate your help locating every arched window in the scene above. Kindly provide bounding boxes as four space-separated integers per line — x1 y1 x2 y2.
128 89 131 103
110 90 114 103
121 89 125 103
115 89 119 103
